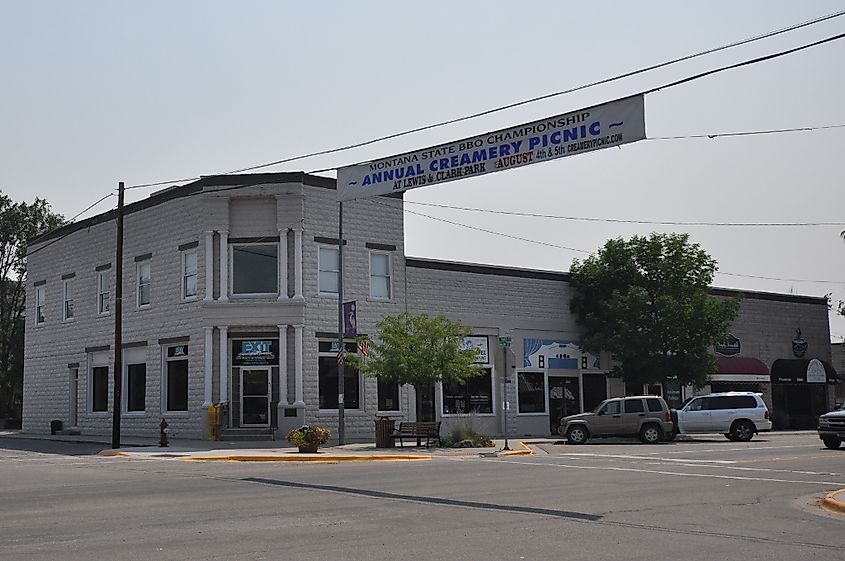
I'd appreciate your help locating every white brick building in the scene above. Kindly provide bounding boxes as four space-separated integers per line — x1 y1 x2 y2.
23 173 837 441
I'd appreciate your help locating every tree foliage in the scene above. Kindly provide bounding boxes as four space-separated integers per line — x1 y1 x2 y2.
568 233 739 388
0 193 65 418
349 312 483 388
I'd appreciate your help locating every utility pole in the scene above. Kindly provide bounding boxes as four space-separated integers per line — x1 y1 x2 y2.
111 182 124 449
337 201 345 445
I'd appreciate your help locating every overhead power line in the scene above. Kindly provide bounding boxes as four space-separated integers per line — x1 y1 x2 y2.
387 201 845 286
648 123 845 140
403 201 845 227
124 10 845 190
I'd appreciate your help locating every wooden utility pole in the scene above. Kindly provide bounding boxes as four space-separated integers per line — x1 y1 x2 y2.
111 182 124 449
337 201 345 445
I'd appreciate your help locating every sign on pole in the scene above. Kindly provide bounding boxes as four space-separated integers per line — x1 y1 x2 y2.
337 95 645 201
498 336 512 348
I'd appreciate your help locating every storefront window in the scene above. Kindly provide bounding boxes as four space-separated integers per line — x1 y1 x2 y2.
442 369 492 414
518 371 545 413
378 379 400 411
318 341 359 410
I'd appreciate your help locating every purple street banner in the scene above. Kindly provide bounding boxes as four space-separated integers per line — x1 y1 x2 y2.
343 300 357 338
337 95 645 201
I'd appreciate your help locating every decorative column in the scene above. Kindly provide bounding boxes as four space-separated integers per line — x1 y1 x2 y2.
293 227 303 300
218 230 229 301
219 325 229 403
203 326 214 406
278 324 288 407
293 324 304 407
277 229 289 300
203 230 215 301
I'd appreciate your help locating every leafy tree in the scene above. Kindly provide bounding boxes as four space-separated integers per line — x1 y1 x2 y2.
568 233 739 389
348 312 483 416
0 193 65 419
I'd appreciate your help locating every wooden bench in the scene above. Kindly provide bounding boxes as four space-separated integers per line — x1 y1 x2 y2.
391 421 441 447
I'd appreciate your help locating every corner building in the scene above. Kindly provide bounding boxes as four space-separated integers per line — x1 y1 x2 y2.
23 173 837 440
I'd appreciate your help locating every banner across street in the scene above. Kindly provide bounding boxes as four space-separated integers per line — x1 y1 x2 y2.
337 95 646 201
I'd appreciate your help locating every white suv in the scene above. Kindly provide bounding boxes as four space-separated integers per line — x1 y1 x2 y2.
674 392 771 442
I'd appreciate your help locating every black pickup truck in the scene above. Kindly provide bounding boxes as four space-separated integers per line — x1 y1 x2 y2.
818 403 845 449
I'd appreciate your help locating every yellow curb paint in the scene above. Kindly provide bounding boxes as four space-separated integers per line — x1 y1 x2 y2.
98 450 130 457
501 442 534 457
181 454 432 463
822 489 845 515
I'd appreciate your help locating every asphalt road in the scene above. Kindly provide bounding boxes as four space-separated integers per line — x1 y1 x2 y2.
0 432 842 561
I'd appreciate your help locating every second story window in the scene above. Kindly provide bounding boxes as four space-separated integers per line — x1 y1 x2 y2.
318 246 339 295
97 272 110 315
182 250 197 299
63 279 74 320
369 252 391 299
232 244 278 295
137 259 151 308
35 284 46 325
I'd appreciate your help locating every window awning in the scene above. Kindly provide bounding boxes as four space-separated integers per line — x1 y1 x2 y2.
710 357 770 383
771 358 839 384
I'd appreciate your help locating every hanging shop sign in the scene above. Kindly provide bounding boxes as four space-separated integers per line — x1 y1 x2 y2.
233 339 279 366
337 95 646 201
714 334 741 356
792 328 808 358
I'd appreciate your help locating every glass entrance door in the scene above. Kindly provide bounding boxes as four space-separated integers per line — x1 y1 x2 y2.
241 368 271 426
549 376 581 434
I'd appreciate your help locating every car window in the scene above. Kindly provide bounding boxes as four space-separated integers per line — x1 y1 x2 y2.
686 398 706 411
600 401 621 415
709 397 731 410
624 399 645 413
646 398 663 412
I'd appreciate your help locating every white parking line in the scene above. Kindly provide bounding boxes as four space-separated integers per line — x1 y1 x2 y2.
493 458 845 487
560 453 736 464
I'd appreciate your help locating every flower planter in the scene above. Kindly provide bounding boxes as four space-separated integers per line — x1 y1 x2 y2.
297 443 319 453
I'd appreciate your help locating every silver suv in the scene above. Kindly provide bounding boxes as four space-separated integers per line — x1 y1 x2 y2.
817 403 845 449
560 395 674 445
674 392 771 442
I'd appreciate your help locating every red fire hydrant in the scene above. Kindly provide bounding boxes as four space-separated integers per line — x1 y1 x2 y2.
159 418 169 447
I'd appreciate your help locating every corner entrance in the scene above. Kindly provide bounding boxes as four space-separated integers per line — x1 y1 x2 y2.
240 368 271 427
549 375 581 434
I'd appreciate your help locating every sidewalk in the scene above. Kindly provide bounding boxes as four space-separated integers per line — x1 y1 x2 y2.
0 430 533 462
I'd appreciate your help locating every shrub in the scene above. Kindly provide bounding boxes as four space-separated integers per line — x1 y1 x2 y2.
440 424 493 448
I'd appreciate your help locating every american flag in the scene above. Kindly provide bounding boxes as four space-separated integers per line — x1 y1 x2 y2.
336 349 346 364
357 340 369 358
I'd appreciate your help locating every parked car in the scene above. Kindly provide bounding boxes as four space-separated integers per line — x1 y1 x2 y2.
817 403 845 450
560 395 674 444
674 392 771 442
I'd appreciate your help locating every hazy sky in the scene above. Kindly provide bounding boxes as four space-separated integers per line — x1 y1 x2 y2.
2 1 844 340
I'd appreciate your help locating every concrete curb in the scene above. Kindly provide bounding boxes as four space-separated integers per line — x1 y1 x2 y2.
822 489 845 515
182 454 432 463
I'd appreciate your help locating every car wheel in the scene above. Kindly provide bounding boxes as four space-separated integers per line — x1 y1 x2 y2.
730 420 755 442
639 424 662 444
822 436 842 450
723 433 735 441
566 425 588 445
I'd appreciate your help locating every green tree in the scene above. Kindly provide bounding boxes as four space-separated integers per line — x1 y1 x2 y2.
349 312 483 417
0 193 65 420
568 233 739 389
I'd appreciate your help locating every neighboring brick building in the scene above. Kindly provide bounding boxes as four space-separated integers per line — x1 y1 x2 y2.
22 173 837 440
